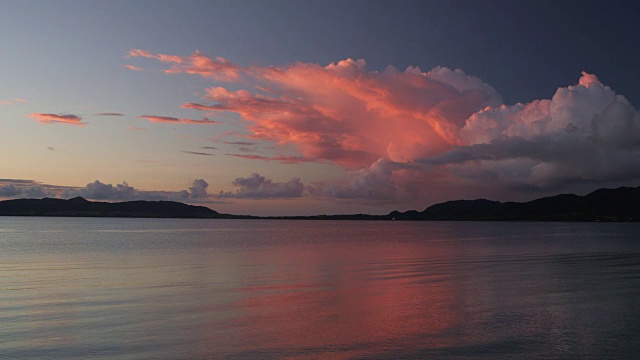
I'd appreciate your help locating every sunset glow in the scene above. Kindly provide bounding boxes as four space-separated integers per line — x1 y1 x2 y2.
2 1 639 215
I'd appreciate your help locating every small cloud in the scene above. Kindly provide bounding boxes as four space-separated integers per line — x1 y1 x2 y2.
47 146 55 151
226 154 310 164
0 98 27 106
181 150 215 156
126 49 183 64
95 112 124 116
123 64 145 71
137 115 222 125
201 146 218 150
223 141 256 146
189 179 209 198
129 126 148 132
237 147 257 153
28 113 84 126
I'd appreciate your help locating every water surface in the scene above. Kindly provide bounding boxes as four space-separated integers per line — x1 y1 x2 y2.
1 218 639 359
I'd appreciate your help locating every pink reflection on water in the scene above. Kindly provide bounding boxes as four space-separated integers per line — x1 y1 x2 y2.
225 241 462 358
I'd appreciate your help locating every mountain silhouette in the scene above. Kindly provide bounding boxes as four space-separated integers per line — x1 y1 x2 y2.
0 185 639 221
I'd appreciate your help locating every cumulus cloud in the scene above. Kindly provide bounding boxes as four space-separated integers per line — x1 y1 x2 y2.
0 179 56 198
189 179 209 198
218 173 304 199
0 179 215 203
136 49 500 167
137 115 222 125
415 72 640 194
133 49 640 203
29 113 84 125
60 179 212 201
309 158 400 200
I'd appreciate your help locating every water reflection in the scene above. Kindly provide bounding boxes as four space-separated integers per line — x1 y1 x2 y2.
1 219 639 359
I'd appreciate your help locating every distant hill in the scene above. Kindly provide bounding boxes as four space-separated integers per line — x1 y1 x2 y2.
387 186 640 221
0 197 226 218
1 186 639 221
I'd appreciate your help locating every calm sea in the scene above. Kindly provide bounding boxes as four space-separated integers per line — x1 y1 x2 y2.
0 217 639 359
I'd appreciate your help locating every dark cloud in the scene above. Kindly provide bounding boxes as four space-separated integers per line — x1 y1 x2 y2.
218 173 304 199
60 179 210 201
308 158 401 200
223 141 256 146
226 154 310 164
189 179 209 198
181 150 215 156
95 112 124 116
137 115 221 124
0 180 54 198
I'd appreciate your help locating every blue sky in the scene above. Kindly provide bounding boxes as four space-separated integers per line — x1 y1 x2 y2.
1 0 639 215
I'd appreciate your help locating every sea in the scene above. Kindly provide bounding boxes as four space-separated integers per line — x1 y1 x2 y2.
1 217 639 359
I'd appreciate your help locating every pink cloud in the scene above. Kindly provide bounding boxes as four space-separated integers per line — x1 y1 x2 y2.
134 48 640 204
129 126 148 132
137 115 222 125
0 98 27 106
123 64 145 71
174 57 501 167
126 49 182 63
127 49 241 81
164 50 242 81
29 113 84 126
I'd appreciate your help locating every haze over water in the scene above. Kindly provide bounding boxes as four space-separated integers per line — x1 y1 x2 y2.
1 217 639 359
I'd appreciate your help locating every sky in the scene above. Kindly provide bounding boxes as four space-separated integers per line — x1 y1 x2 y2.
1 0 639 216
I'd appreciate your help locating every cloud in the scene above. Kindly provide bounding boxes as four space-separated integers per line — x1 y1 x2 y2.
182 150 215 156
129 126 148 132
61 179 211 201
132 49 640 203
226 154 310 164
222 141 256 146
201 146 218 150
47 146 55 151
95 112 124 116
308 158 401 200
176 58 501 168
0 179 55 198
0 98 27 106
189 179 209 198
29 113 84 125
137 115 222 125
127 49 242 81
123 64 145 71
0 178 215 204
218 173 304 199
126 49 183 63
422 72 640 191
